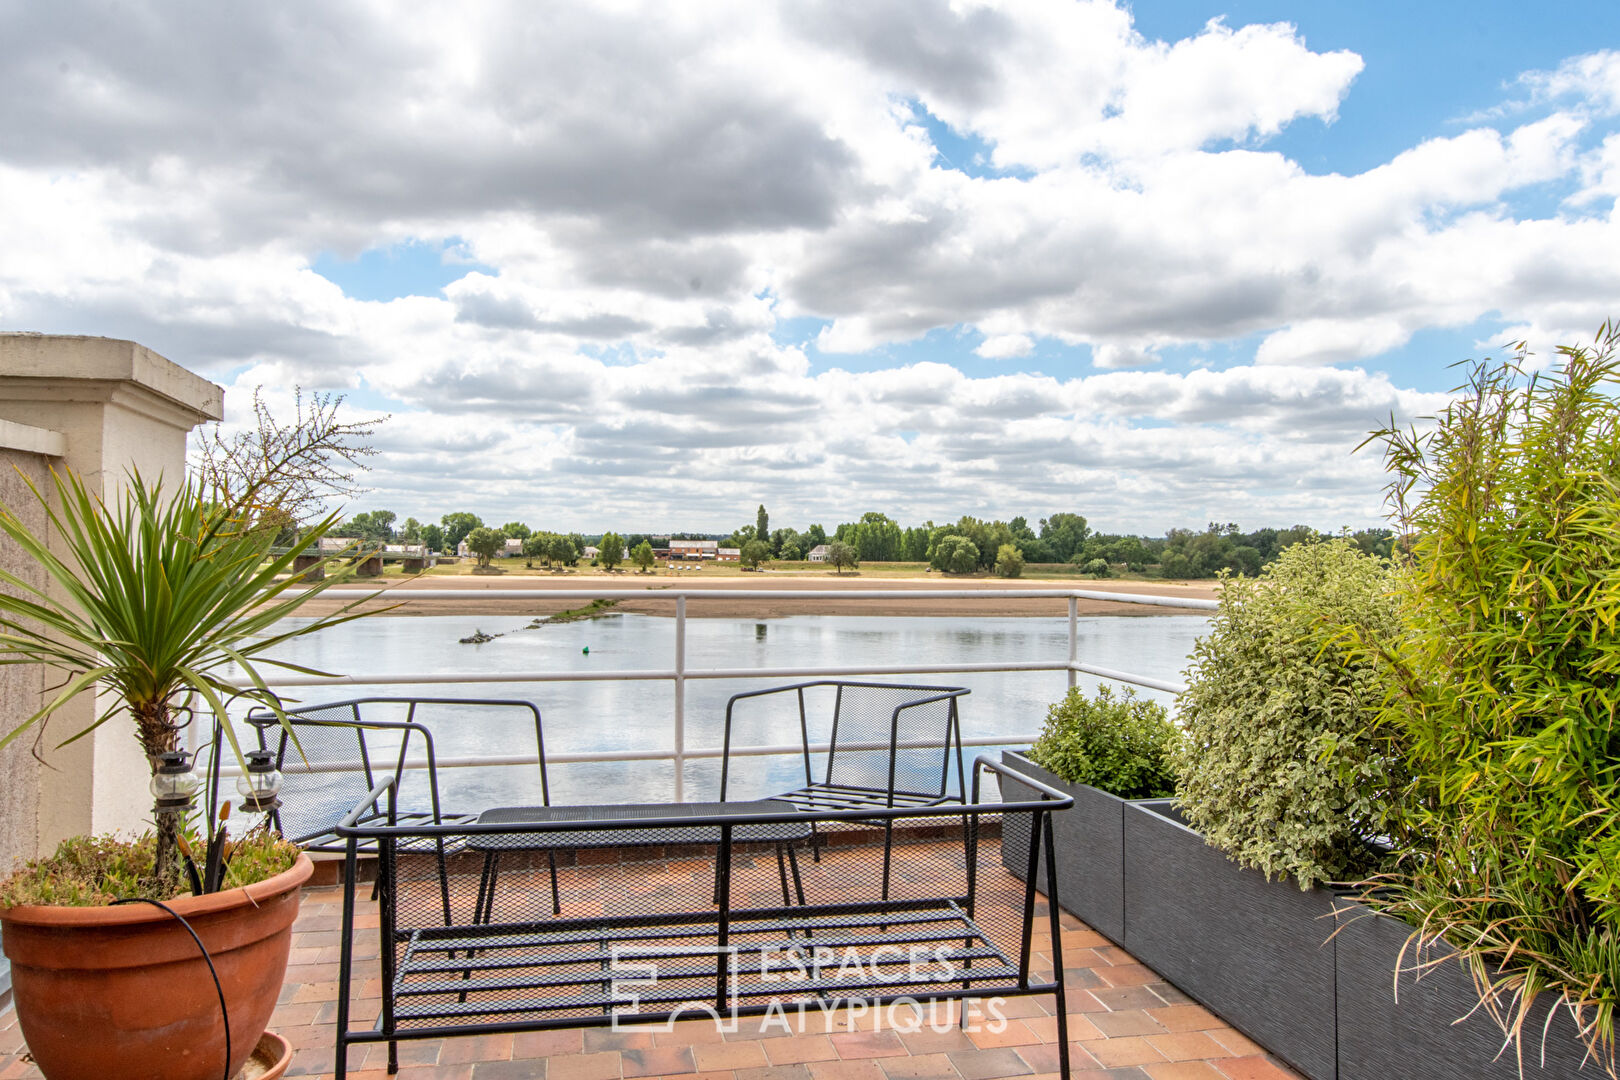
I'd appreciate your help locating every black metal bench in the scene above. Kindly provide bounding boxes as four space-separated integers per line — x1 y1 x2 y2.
331 755 1076 1079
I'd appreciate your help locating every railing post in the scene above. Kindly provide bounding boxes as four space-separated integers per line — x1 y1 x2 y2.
1067 595 1078 690
674 594 686 802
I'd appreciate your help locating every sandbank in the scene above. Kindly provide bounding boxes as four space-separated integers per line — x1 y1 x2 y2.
297 571 1220 620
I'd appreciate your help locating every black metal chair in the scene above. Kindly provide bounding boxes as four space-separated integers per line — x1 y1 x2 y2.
246 696 557 912
719 680 970 899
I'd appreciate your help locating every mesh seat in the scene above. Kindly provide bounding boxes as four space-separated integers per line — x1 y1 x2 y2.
719 681 970 898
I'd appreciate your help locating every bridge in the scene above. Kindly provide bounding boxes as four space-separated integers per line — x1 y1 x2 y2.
272 540 443 579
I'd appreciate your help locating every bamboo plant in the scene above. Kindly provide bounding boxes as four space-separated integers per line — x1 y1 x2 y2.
0 466 380 891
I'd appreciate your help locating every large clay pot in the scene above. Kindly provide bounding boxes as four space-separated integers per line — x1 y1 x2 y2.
0 853 312 1080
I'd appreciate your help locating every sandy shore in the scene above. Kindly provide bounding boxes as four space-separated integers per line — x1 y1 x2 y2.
296 572 1220 619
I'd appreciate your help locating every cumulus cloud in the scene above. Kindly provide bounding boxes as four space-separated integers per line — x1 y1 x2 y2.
1 2 1617 533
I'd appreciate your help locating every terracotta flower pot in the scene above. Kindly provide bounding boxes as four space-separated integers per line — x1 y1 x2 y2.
0 853 313 1080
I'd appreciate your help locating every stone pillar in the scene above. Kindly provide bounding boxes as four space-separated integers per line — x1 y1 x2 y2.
0 334 223 867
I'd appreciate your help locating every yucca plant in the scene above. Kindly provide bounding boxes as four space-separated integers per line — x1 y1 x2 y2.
0 466 379 890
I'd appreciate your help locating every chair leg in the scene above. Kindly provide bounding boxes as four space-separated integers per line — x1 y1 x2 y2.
786 842 807 906
548 850 561 916
775 842 792 906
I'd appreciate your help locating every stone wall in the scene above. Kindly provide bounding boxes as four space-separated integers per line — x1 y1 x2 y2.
0 334 221 868
0 448 52 873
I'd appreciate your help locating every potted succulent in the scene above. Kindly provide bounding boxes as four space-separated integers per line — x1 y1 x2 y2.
0 466 377 1080
999 684 1178 943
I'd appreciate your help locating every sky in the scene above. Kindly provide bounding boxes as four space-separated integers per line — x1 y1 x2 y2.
3 1 1619 537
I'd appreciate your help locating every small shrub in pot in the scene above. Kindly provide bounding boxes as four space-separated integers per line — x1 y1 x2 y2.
1027 685 1179 799
1173 537 1401 890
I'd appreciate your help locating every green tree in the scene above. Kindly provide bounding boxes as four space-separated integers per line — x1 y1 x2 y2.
465 526 504 568
419 523 444 552
598 532 625 570
805 524 827 549
398 517 422 541
779 543 802 561
522 532 552 566
756 504 769 543
827 540 858 574
337 509 395 541
741 538 772 568
441 512 482 551
1039 513 1091 562
939 536 979 574
994 543 1024 578
501 521 531 541
548 533 577 568
632 540 656 573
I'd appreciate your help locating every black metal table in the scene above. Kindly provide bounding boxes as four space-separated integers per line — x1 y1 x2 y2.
467 801 814 920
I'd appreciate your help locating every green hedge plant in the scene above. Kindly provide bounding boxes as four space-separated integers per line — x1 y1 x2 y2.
1173 537 1401 890
1027 685 1179 799
1365 325 1620 1067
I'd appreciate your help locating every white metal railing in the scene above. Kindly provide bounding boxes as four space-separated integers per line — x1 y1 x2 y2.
233 586 1218 801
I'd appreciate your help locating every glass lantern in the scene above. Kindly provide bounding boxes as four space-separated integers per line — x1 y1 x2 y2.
236 749 283 813
149 750 201 809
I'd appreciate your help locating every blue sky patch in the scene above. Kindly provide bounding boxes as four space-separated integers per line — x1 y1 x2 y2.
311 238 493 302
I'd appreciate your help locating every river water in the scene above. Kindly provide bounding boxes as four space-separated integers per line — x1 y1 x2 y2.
240 612 1209 808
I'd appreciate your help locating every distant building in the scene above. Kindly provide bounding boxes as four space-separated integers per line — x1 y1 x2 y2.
807 544 830 563
504 537 524 556
668 539 719 560
584 545 600 559
717 547 740 562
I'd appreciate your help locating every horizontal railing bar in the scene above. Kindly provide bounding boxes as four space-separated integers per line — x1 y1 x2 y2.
329 586 1219 609
214 733 1041 777
255 660 1184 691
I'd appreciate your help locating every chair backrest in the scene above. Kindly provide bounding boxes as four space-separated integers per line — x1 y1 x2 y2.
823 682 966 799
247 702 432 849
246 696 548 849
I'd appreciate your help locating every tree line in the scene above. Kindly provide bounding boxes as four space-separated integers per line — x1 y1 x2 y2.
333 504 1394 579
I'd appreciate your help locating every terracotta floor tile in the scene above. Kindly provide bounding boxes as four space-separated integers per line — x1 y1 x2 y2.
949 1046 1034 1079
438 1034 515 1065
767 1035 841 1064
1145 1006 1222 1033
620 1045 697 1077
831 1029 909 1059
512 1030 584 1058
965 1020 1041 1050
1082 1035 1166 1069
738 1066 812 1080
1147 1032 1236 1063
1214 1057 1301 1080
1207 1030 1265 1058
879 1052 962 1080
808 1059 890 1080
1144 1062 1228 1080
1088 1011 1167 1039
693 1038 769 1070
544 1051 622 1080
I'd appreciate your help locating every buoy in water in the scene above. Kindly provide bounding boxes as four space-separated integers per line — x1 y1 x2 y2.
582 646 590 655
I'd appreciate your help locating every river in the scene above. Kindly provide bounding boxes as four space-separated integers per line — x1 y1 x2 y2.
237 612 1209 807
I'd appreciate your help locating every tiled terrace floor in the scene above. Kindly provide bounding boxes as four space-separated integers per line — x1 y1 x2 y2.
0 840 1300 1080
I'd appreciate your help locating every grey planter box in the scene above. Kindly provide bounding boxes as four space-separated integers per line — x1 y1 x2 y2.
997 751 1127 943
1124 800 1338 1080
1334 900 1598 1077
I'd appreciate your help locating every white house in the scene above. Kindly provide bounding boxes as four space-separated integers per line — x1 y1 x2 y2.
504 537 524 556
807 544 830 562
668 538 719 559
